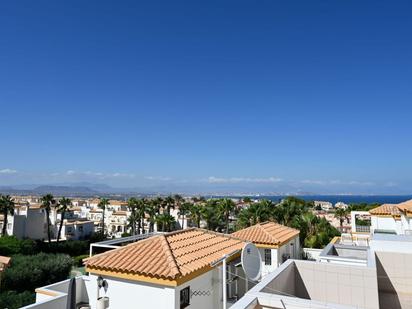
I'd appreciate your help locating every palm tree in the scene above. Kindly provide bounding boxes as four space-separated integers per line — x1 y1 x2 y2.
201 200 219 231
57 197 72 242
41 194 56 243
155 213 176 232
146 200 158 233
218 198 236 233
98 198 110 236
136 199 148 234
164 195 175 215
242 197 252 205
0 195 15 236
127 211 140 236
189 204 202 228
178 202 192 229
334 208 347 229
127 198 138 235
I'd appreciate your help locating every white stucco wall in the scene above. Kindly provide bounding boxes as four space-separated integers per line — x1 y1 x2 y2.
86 267 228 309
86 274 176 309
26 208 48 239
371 216 401 234
258 236 300 278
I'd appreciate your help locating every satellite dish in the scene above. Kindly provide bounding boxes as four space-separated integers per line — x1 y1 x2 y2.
241 243 262 281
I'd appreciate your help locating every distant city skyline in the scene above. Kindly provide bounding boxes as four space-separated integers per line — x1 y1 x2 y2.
1 1 411 194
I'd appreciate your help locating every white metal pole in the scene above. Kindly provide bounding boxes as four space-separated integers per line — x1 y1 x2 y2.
223 256 227 309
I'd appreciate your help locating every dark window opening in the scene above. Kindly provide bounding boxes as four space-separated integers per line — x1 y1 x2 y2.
180 286 190 309
264 249 271 265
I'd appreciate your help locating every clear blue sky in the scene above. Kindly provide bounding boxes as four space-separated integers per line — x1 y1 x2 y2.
0 1 411 194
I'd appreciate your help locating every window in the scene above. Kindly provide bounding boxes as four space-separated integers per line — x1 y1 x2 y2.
180 286 190 309
264 249 271 265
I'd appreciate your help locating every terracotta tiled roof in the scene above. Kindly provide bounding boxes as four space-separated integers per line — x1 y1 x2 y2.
0 256 10 264
369 204 402 216
85 228 245 280
29 204 44 209
65 220 93 226
89 209 103 213
232 222 299 246
109 200 128 206
397 199 412 213
112 211 128 216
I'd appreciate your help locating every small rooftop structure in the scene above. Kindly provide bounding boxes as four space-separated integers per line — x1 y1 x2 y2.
369 204 401 217
232 222 299 247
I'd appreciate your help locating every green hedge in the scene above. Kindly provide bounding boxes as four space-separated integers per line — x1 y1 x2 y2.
36 240 89 256
73 254 89 267
0 236 92 257
0 291 35 309
2 253 73 292
0 236 37 256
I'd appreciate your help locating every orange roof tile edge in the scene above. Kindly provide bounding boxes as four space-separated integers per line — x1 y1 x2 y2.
232 221 299 246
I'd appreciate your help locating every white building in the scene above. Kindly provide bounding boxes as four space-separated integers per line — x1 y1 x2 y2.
107 211 129 238
59 219 94 241
232 222 300 277
314 201 334 211
0 204 48 240
25 228 255 309
335 201 349 210
351 200 412 235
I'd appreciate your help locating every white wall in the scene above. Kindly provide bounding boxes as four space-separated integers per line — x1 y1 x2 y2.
258 236 300 278
371 216 401 234
86 267 228 309
86 274 176 309
174 267 223 309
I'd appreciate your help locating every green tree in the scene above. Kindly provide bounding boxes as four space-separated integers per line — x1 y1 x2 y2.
178 202 192 229
127 197 138 235
98 198 110 236
334 208 347 228
0 195 15 236
201 200 220 231
273 197 307 226
218 198 236 233
40 194 56 243
146 200 159 233
156 213 175 232
189 204 202 228
137 198 148 234
56 197 72 242
163 195 175 215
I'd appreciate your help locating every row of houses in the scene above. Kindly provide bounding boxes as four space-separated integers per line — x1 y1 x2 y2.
23 221 301 309
23 204 412 309
0 198 130 241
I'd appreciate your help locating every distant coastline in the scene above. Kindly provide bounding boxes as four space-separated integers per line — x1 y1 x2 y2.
214 195 412 205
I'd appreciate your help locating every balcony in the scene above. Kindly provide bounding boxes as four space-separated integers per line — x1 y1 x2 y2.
21 276 90 309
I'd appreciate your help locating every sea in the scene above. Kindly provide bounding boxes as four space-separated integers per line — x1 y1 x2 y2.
216 195 412 205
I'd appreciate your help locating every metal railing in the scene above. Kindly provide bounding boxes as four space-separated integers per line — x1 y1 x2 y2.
355 225 370 233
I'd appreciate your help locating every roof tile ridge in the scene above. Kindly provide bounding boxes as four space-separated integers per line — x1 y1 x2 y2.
161 234 182 278
258 222 281 244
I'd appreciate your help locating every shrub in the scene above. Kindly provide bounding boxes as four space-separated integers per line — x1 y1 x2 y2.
0 236 37 256
2 253 73 292
36 240 89 256
73 254 89 267
0 291 35 309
